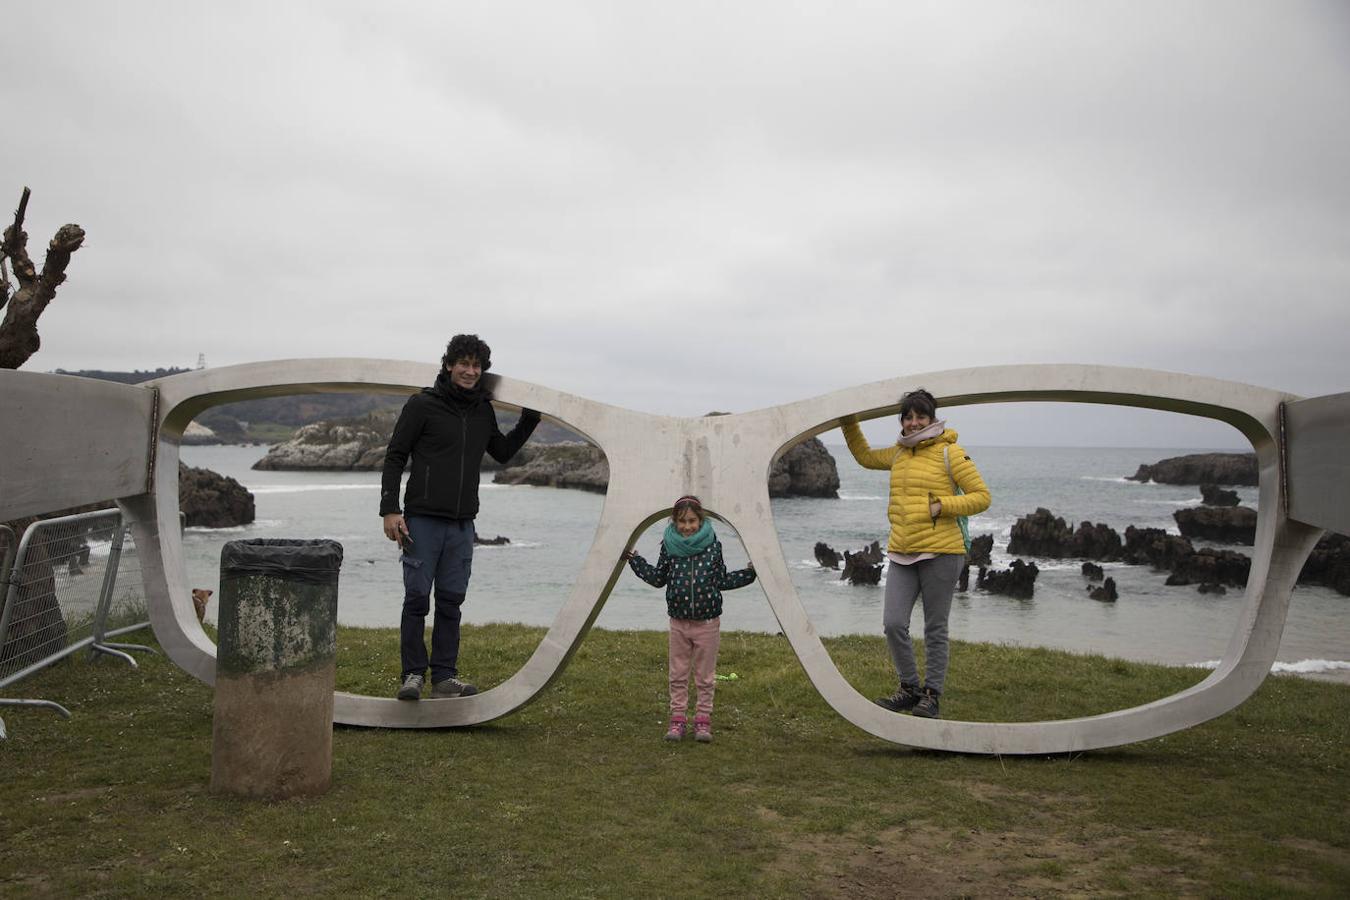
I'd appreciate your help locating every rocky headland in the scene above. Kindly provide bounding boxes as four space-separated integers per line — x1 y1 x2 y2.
1126 452 1257 486
492 443 610 492
253 410 399 471
251 409 577 472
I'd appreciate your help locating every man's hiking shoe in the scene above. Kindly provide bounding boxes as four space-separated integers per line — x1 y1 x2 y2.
875 682 922 713
693 714 713 743
912 687 941 719
397 673 424 701
431 676 479 698
664 714 688 741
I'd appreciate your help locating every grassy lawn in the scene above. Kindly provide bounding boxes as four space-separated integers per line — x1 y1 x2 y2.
2 624 1347 898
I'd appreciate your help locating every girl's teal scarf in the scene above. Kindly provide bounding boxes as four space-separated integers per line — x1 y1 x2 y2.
663 518 715 557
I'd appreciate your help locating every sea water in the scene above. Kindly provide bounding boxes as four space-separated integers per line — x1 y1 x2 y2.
177 444 1349 683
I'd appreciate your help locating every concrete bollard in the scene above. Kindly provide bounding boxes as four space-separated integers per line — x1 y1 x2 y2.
210 538 343 799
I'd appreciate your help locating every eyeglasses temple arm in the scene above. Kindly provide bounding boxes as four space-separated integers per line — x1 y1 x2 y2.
0 371 156 521
1282 391 1350 535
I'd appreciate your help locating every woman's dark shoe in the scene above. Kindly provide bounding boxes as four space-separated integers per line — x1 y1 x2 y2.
875 682 922 713
912 686 941 719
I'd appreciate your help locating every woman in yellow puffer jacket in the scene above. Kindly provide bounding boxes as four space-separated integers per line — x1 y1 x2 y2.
840 388 990 719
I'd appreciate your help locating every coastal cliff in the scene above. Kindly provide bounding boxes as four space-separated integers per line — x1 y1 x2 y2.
1126 452 1258 486
252 410 397 471
251 409 842 498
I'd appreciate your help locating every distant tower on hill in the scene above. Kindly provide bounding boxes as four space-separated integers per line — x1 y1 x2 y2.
196 353 207 370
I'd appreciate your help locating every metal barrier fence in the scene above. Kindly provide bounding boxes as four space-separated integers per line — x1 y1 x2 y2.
0 509 155 739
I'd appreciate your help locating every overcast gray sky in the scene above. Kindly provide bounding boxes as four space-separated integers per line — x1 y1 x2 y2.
5 1 1347 447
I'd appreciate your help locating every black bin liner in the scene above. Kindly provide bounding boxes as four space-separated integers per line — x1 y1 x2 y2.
220 538 343 586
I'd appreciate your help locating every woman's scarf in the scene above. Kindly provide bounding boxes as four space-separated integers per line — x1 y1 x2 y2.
898 418 946 448
663 518 716 557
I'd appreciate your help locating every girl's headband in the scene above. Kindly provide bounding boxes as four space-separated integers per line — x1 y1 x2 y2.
673 495 702 509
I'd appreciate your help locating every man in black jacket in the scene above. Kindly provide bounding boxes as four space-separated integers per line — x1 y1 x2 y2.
380 334 540 701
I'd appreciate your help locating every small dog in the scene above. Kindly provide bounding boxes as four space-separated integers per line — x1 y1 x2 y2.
192 588 213 623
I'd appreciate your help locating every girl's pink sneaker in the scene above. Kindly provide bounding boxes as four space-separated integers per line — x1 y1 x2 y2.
693 714 713 743
664 714 687 741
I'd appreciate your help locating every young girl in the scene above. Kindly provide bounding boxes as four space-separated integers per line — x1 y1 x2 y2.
623 496 756 742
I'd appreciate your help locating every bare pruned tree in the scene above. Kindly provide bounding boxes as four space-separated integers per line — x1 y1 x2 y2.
0 187 85 370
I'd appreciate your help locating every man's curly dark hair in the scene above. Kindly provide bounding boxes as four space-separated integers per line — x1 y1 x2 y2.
441 334 492 372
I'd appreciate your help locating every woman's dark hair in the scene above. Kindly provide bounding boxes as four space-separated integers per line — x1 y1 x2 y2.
672 495 705 523
442 334 492 372
899 388 937 419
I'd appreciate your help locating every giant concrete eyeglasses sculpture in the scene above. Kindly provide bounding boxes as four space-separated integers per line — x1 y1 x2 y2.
3 362 1346 754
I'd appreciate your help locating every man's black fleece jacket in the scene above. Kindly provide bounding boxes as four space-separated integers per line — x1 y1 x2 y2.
379 372 540 520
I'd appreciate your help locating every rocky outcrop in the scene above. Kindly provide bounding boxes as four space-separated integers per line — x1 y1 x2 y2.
180 463 256 528
492 442 609 492
1007 509 1122 560
1121 526 1195 571
812 539 882 584
977 560 1039 599
813 542 841 569
252 410 397 471
1300 533 1350 596
769 438 841 498
840 541 883 585
1126 453 1257 486
1162 548 1252 588
968 534 993 567
1173 506 1257 545
1081 561 1104 581
1200 484 1240 507
995 505 1349 597
1088 577 1118 602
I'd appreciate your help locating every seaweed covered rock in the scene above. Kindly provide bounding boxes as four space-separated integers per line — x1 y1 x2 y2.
179 463 256 527
1165 548 1252 588
840 541 884 585
1121 526 1195 571
813 541 841 569
1173 506 1257 545
1300 533 1350 596
1200 484 1240 507
1008 509 1121 560
977 559 1039 599
967 533 993 567
1007 508 1073 557
1088 577 1118 602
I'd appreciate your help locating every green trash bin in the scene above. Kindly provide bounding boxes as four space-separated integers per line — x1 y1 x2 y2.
210 539 343 799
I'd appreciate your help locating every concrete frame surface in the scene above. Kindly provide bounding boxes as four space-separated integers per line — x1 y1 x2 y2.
1 361 1345 754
